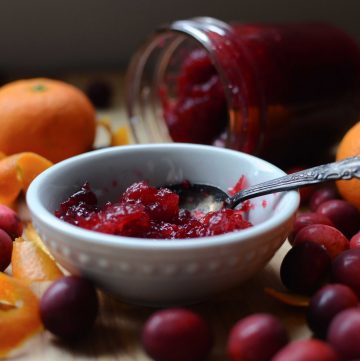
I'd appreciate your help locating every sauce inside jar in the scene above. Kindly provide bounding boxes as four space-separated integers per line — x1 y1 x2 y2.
126 18 360 167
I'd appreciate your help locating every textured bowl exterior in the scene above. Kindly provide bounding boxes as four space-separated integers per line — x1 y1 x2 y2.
27 144 299 306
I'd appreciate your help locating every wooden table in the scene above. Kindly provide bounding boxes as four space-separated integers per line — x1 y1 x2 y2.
13 72 310 360
13 243 310 360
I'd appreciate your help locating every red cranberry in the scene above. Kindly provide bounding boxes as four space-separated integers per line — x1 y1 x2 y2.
327 308 360 360
309 186 339 211
0 204 23 240
0 229 13 271
350 231 360 249
288 212 333 245
316 199 360 238
40 276 99 340
292 224 349 259
227 313 288 361
307 284 358 338
141 308 213 361
272 339 339 361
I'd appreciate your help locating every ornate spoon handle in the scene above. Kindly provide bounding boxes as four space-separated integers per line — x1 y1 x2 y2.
227 156 360 209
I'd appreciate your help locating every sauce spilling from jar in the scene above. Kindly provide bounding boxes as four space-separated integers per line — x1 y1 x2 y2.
127 18 360 168
55 181 252 239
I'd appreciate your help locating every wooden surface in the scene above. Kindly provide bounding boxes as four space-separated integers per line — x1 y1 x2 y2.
11 73 310 360
11 242 311 360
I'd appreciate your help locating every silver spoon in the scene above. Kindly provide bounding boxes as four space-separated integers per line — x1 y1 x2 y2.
167 156 360 213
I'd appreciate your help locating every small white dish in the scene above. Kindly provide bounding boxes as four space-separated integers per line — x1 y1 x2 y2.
26 143 299 306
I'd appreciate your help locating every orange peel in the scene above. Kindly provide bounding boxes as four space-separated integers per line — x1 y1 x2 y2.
264 287 310 307
0 272 42 357
12 237 64 283
0 152 52 205
24 222 53 258
111 126 130 146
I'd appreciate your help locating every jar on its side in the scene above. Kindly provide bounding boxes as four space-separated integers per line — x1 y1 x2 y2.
125 17 360 168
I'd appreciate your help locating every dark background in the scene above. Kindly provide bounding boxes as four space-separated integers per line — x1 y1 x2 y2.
1 0 360 76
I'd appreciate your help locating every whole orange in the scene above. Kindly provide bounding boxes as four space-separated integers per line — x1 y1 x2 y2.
0 78 96 162
336 121 360 210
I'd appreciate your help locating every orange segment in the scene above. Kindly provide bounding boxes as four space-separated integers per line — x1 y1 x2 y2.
16 152 53 192
0 272 42 357
12 237 64 282
0 154 22 205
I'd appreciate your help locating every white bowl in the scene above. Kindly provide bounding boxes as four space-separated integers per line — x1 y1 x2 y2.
26 144 299 306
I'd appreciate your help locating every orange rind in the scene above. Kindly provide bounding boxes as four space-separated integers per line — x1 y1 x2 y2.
0 272 42 357
111 126 130 146
264 287 310 307
12 237 64 283
0 152 52 205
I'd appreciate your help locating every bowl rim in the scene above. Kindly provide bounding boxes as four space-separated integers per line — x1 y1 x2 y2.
26 143 300 251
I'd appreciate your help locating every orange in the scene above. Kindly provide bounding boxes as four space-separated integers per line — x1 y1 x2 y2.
336 121 360 210
0 272 42 357
0 78 96 163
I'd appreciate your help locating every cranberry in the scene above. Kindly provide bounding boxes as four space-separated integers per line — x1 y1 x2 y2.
280 242 331 294
309 185 339 211
141 308 212 361
288 212 334 245
327 308 360 360
227 313 288 361
316 199 360 238
292 224 349 259
332 248 360 296
307 284 358 338
272 339 339 361
0 204 23 240
40 276 99 340
350 231 360 249
86 80 112 108
0 229 13 271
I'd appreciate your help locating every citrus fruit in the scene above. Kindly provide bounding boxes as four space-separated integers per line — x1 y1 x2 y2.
336 121 360 210
0 78 96 163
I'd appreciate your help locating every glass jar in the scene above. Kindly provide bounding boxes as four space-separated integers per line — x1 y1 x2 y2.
125 17 360 168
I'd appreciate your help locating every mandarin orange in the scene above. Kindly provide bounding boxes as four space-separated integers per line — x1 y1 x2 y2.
336 121 360 210
0 78 96 163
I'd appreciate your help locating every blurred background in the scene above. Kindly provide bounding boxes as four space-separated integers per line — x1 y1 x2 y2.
1 0 360 77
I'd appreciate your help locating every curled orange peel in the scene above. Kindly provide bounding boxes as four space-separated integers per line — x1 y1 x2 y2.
24 222 53 258
0 152 52 205
111 126 130 146
0 272 42 357
264 287 310 307
12 236 64 283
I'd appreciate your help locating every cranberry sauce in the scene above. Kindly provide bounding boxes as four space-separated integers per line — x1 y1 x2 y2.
55 181 252 239
157 21 360 167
